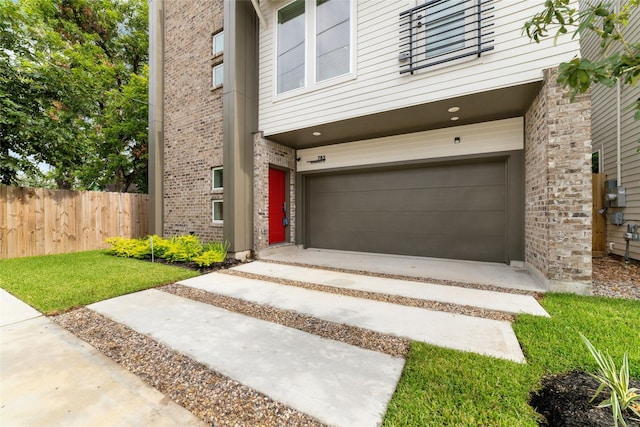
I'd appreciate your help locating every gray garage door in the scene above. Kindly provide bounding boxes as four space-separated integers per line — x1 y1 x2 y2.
307 159 508 263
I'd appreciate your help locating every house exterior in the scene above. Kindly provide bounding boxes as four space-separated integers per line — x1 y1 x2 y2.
581 1 640 262
149 0 608 294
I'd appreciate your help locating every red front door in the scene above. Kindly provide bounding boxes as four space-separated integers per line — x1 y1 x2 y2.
268 168 287 244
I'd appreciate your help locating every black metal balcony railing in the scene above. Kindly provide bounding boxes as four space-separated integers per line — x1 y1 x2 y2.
399 0 495 75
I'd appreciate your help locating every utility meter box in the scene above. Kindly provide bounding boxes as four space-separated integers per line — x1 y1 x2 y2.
604 180 626 207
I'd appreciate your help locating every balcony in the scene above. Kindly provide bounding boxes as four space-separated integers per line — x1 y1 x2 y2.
399 0 495 75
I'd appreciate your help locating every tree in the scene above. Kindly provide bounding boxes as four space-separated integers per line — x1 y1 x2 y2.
524 0 639 119
0 0 148 192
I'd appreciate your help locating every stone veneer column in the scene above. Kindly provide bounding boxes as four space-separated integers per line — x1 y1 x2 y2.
524 67 593 294
253 132 297 254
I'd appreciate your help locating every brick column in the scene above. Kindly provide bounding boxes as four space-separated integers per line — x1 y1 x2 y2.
524 67 593 294
253 132 297 254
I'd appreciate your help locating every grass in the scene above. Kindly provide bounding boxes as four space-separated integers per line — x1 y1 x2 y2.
2 251 638 425
0 250 199 314
383 293 640 426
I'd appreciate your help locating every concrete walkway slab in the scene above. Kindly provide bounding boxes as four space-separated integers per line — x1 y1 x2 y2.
233 261 549 317
1 313 205 426
89 290 405 427
259 246 546 293
179 273 526 363
1 288 41 326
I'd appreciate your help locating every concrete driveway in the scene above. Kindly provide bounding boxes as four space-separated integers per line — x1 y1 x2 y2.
1 248 549 426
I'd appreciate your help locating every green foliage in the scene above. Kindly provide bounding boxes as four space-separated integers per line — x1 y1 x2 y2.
384 293 640 426
105 234 230 265
162 235 204 262
0 251 198 314
105 236 150 259
0 0 149 191
523 1 639 114
193 242 231 267
580 334 640 427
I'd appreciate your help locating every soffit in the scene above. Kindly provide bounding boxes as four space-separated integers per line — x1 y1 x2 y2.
265 82 542 149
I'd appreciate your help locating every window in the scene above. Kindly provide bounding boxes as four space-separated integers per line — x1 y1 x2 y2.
213 31 224 56
212 63 223 87
277 0 306 93
425 0 465 58
316 0 350 81
592 150 601 173
399 0 494 74
212 167 223 190
212 200 223 224
276 0 352 94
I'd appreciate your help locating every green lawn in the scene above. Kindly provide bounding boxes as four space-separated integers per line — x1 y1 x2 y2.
2 251 638 425
383 294 640 426
0 250 199 314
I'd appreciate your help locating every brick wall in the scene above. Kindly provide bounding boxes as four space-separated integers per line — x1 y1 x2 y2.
525 67 593 294
254 132 297 253
163 0 224 242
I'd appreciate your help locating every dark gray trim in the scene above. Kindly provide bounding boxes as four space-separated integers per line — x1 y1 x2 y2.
223 1 258 253
297 150 525 263
148 0 164 236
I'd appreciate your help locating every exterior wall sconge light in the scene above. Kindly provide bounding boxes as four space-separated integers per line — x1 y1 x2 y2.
454 137 461 144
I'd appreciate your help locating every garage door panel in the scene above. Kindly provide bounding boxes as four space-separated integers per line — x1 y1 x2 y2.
307 159 508 263
310 229 505 262
317 162 505 192
310 187 506 213
311 210 505 237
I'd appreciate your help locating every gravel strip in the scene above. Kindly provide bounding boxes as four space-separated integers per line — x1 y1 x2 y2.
592 256 640 300
162 283 410 358
258 259 543 298
221 269 516 322
53 308 325 427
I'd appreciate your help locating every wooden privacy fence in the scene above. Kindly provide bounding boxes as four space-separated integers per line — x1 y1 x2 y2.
0 185 149 259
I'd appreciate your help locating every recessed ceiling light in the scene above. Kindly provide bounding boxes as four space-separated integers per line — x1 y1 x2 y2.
450 116 459 121
448 107 460 113
312 131 322 136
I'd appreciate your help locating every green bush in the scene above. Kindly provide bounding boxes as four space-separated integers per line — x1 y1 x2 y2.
193 241 230 267
105 234 229 266
105 236 150 259
162 235 204 262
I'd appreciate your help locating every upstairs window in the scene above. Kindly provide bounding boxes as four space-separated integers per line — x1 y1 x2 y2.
213 31 224 56
212 167 223 190
277 0 306 93
212 63 223 87
276 0 352 95
399 0 495 75
425 0 465 58
316 0 350 81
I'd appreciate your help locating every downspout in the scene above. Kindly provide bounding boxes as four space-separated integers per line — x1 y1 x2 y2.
615 0 622 185
616 80 622 185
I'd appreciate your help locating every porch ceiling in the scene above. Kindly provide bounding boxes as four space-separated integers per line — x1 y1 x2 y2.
265 81 542 149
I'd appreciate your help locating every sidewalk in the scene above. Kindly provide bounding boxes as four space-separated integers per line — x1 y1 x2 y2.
0 289 205 427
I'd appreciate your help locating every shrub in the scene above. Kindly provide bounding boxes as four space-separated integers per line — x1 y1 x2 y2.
105 234 229 266
193 241 230 267
580 333 640 427
105 237 150 259
162 235 204 262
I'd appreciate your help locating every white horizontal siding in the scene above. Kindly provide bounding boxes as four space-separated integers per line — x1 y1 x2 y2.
258 0 580 135
297 117 523 172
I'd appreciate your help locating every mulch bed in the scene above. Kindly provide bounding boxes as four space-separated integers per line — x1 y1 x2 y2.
530 371 640 427
142 257 241 274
